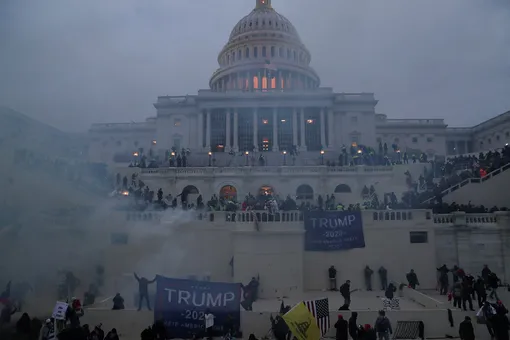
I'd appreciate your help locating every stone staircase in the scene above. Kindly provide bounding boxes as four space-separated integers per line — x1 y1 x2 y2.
422 162 510 204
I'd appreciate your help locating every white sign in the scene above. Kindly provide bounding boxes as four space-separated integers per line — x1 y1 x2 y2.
52 301 69 320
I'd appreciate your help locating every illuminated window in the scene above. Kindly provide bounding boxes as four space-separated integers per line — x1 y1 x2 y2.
271 77 276 88
174 119 181 127
280 78 284 89
262 76 268 89
253 76 259 89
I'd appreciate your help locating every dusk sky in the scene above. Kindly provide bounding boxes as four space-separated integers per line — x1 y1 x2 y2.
0 0 509 132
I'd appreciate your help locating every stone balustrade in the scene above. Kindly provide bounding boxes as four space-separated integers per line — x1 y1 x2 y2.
123 209 509 228
140 165 394 177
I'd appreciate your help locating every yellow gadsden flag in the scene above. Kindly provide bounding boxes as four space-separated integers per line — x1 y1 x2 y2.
282 302 321 340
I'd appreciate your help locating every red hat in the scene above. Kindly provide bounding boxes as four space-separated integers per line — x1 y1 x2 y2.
364 324 371 330
338 314 343 319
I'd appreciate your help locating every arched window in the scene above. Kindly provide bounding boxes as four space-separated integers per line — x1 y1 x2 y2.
334 184 352 193
182 185 199 195
262 46 266 57
296 184 314 200
220 185 237 200
254 47 258 58
259 185 274 196
245 47 250 58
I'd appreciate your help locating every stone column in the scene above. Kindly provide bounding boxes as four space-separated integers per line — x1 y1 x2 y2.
300 108 306 150
272 108 279 151
253 108 258 151
233 109 239 152
206 109 211 150
327 108 334 149
198 111 204 149
320 108 326 149
292 108 298 147
225 109 231 151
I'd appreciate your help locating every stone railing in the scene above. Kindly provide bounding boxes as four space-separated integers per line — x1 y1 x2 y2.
422 162 510 204
140 165 394 176
123 210 510 228
433 212 500 226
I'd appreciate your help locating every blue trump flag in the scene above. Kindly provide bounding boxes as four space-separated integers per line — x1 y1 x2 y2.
304 211 366 251
154 275 241 338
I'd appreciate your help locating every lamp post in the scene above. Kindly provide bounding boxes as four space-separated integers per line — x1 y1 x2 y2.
208 151 212 167
170 151 175 167
245 151 249 166
282 150 287 166
320 150 325 165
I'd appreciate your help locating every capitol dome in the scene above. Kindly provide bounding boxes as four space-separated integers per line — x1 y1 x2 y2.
209 0 320 92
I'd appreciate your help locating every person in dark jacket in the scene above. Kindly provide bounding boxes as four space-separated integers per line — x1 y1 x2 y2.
364 266 374 291
134 273 156 311
334 315 348 340
406 269 419 289
112 293 125 310
474 276 487 308
378 267 388 290
374 310 392 340
385 283 396 300
16 312 31 335
340 280 351 308
461 277 475 311
349 312 359 340
482 265 492 285
329 266 338 291
459 316 475 340
437 265 449 295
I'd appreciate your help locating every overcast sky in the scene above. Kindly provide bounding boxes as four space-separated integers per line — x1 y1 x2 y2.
1 0 509 132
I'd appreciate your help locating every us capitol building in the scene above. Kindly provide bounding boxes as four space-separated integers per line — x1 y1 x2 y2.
88 0 510 164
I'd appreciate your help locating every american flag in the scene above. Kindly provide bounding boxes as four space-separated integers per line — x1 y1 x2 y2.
304 298 330 336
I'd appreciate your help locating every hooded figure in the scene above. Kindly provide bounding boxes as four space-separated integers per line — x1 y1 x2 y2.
385 283 397 300
378 266 388 290
364 266 374 291
348 312 359 340
459 316 475 340
334 315 348 340
112 293 125 310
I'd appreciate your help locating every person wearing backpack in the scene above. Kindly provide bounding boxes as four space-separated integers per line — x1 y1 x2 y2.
374 310 393 340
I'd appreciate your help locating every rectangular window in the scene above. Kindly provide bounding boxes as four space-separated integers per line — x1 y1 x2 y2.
350 116 358 123
254 47 258 58
410 231 428 244
427 137 433 143
111 233 128 245
412 137 418 143
174 118 181 127
271 46 275 57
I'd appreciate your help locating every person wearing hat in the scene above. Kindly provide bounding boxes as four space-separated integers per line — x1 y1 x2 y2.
38 318 53 340
459 316 475 340
334 314 348 340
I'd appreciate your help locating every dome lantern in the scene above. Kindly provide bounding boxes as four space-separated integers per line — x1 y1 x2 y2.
255 0 272 9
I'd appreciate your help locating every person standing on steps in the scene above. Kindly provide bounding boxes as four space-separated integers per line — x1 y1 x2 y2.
134 273 156 311
329 265 338 291
378 266 388 290
364 266 374 291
